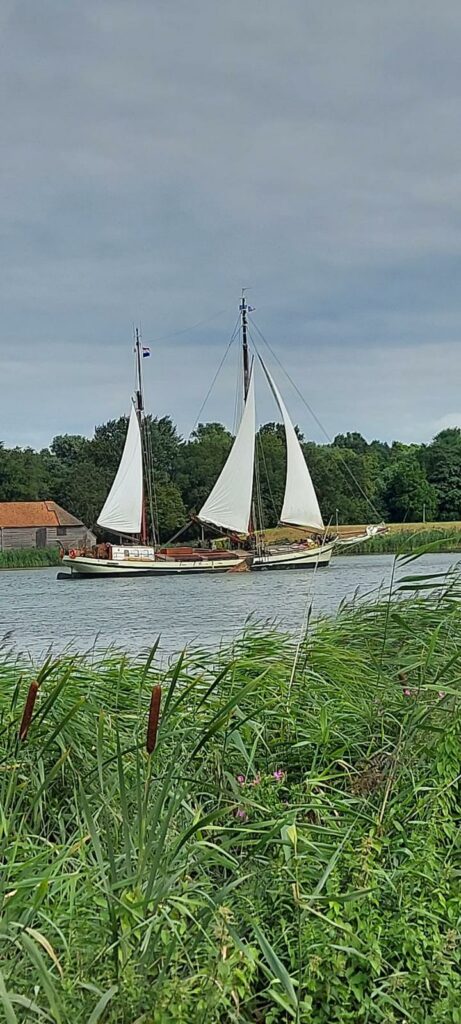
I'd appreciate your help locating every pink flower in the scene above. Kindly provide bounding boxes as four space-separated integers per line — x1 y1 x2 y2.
273 769 285 782
235 808 248 821
403 688 412 697
236 775 245 785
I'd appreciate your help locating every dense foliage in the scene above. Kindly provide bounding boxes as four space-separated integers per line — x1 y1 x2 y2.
1 568 461 1021
2 422 461 538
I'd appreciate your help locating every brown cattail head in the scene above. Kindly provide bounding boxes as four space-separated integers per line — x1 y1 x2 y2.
18 680 39 742
146 685 162 754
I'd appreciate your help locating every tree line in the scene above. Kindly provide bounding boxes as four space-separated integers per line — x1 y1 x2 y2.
1 418 460 538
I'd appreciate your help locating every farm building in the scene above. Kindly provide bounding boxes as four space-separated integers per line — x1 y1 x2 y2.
0 501 95 552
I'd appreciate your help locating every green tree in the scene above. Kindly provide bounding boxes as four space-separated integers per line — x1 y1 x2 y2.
332 431 368 455
50 434 91 464
3 414 461 533
303 444 381 525
52 461 112 529
425 428 461 520
90 417 130 475
175 423 233 514
369 439 391 465
153 481 187 540
0 447 51 501
148 416 182 478
380 455 438 523
255 423 286 527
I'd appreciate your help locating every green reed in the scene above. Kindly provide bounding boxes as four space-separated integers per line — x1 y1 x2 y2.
1 560 461 1021
0 547 61 569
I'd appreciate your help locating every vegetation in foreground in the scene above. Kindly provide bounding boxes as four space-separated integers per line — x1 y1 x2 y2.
1 565 461 1021
0 547 61 569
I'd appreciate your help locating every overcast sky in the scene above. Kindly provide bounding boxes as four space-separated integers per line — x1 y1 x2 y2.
1 0 461 449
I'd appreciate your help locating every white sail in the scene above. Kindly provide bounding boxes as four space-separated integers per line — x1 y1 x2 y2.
198 367 256 535
261 360 324 530
97 405 143 534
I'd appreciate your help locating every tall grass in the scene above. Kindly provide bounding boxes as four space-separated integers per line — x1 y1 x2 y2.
0 547 61 569
1 568 461 1020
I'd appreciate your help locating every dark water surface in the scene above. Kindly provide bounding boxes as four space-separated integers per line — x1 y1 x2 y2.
0 553 458 661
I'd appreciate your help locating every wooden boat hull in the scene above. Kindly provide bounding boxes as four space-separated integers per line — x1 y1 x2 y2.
61 553 248 577
252 541 334 571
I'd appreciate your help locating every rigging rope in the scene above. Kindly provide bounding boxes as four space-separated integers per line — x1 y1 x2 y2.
248 317 383 524
188 314 241 436
143 307 231 348
256 431 280 525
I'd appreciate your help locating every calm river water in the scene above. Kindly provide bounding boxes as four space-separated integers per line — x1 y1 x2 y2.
0 553 458 662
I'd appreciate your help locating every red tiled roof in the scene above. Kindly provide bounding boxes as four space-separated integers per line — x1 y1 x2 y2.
0 501 84 528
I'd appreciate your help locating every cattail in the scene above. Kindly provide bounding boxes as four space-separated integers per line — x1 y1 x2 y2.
18 680 39 741
146 685 162 754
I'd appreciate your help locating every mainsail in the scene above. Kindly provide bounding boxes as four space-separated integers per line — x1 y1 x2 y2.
97 405 144 534
261 359 324 530
198 366 256 534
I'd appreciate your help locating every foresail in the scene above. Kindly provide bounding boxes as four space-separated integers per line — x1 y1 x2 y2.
198 367 256 535
260 359 324 530
97 405 143 534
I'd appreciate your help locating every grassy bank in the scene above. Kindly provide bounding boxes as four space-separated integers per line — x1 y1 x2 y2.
1 567 461 1021
265 522 461 554
340 527 461 555
0 547 61 569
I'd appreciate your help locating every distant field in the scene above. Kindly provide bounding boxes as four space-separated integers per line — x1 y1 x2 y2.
263 522 461 544
346 521 461 534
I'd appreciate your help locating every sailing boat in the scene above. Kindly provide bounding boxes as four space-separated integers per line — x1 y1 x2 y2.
60 301 374 580
60 331 250 577
197 294 335 570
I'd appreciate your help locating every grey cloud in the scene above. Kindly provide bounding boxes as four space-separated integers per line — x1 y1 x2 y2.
1 0 461 447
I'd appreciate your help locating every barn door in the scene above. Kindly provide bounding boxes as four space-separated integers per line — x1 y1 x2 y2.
36 528 47 548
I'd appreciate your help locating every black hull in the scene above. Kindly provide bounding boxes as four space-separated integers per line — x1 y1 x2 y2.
57 565 243 580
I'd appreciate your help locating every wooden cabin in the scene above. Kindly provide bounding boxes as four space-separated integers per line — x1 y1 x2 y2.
0 501 95 552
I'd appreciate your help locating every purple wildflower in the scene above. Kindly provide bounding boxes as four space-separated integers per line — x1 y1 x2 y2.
403 688 412 697
236 774 245 785
273 769 285 782
235 808 248 821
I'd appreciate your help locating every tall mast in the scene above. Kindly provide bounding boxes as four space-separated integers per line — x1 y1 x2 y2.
240 291 259 542
134 327 149 545
135 327 144 421
240 291 251 401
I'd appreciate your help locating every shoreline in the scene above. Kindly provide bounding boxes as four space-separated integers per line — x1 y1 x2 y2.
2 525 461 571
0 563 60 571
